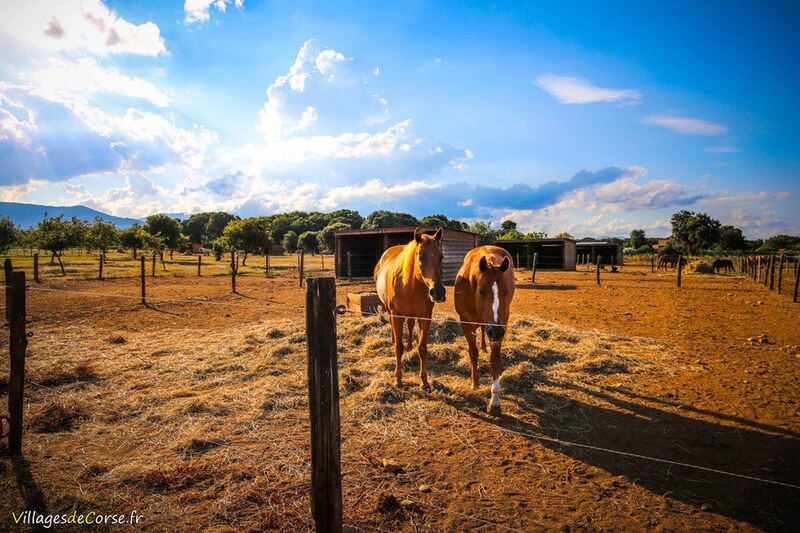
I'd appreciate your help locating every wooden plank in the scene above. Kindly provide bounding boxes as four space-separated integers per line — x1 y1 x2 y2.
306 277 343 533
8 271 27 454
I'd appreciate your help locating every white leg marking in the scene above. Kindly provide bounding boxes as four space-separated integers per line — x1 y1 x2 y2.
492 282 499 323
490 379 501 407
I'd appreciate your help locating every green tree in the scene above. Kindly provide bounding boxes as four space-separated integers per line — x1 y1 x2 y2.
34 215 87 274
500 220 517 232
181 212 213 243
144 214 182 259
206 212 238 242
85 217 119 261
468 221 497 245
627 229 646 249
554 231 574 240
670 210 721 255
119 223 148 259
419 214 468 230
221 218 271 265
717 225 747 252
327 209 363 229
317 222 351 252
298 231 319 253
496 229 524 240
0 216 17 254
757 234 800 252
281 230 299 252
362 210 419 229
524 231 548 239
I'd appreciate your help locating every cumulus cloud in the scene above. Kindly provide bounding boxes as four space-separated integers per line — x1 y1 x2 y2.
536 74 641 105
644 114 728 135
184 0 244 25
0 0 166 56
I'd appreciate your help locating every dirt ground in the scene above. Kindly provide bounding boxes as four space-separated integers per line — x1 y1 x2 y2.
0 265 798 532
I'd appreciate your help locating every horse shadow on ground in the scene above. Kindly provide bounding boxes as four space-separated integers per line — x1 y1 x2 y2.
435 371 800 531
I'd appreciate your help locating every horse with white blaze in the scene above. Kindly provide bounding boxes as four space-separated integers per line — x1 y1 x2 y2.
454 245 515 415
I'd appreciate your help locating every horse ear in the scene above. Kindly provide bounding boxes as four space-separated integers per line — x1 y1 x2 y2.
499 257 510 272
433 226 443 242
479 256 489 272
414 227 422 243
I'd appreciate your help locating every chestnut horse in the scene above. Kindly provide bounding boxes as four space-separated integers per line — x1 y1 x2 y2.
454 245 515 415
374 227 445 389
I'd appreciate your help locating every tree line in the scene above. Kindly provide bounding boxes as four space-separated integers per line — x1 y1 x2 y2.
1 208 796 271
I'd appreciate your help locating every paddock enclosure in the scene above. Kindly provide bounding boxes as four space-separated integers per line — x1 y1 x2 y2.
333 227 478 282
493 238 578 270
1 253 800 532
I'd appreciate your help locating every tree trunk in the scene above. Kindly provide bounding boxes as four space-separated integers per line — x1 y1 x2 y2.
133 247 138 259
50 252 56 265
242 252 248 266
56 252 66 275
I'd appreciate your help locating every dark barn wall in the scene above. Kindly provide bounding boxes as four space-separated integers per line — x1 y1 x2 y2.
493 239 577 271
576 244 623 266
334 228 478 283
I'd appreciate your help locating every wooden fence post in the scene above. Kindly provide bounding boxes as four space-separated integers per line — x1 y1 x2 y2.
777 254 785 294
595 255 601 286
346 252 352 280
198 255 202 276
152 253 156 278
265 253 270 277
515 253 520 270
231 251 237 294
793 258 800 304
306 277 343 533
299 249 305 288
8 271 28 454
531 252 538 284
650 255 654 273
140 256 146 305
756 256 760 283
677 255 683 288
98 256 103 280
764 255 772 288
4 258 12 322
768 255 776 291
33 253 40 283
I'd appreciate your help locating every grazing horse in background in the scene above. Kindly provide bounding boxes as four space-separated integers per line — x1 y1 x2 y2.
374 227 445 389
454 246 515 415
658 254 686 270
712 258 734 274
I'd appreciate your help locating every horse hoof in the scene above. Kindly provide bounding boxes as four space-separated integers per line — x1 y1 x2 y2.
471 382 479 390
487 404 502 416
420 382 431 392
395 378 403 387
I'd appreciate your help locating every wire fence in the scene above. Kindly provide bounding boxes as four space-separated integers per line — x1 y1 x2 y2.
2 266 799 530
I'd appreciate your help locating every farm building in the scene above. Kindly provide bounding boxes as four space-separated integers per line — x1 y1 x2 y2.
334 227 478 282
575 242 624 266
492 238 577 270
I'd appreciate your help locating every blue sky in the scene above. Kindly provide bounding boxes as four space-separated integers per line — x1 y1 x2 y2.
0 0 798 238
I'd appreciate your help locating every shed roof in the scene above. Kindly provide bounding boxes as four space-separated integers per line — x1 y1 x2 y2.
493 238 577 244
334 226 477 237
576 241 619 246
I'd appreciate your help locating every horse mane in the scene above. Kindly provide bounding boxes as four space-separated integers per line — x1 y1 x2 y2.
401 239 420 286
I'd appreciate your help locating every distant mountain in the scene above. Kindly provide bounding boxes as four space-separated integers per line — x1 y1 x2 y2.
0 202 142 229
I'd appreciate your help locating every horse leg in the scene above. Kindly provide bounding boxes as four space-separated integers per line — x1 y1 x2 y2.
480 325 487 353
405 318 415 351
390 315 405 386
488 341 504 416
460 323 480 389
417 318 432 390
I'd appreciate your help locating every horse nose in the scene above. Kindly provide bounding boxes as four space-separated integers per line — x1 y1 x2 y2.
429 284 445 303
486 325 505 342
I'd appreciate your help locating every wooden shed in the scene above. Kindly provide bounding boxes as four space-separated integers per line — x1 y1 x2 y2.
334 227 478 282
492 238 577 270
575 242 624 266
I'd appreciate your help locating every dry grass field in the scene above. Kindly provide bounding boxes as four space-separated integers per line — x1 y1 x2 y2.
1 258 799 531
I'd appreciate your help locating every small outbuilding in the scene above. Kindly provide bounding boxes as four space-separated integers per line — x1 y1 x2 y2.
492 238 577 270
334 227 478 282
575 242 624 266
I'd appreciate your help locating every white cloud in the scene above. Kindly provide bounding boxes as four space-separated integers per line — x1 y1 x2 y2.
644 114 728 135
28 56 170 107
0 0 166 56
184 0 244 25
536 74 641 105
318 179 442 210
